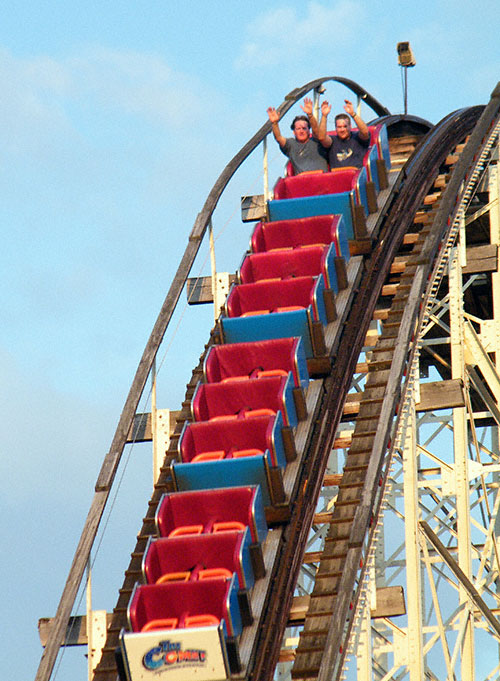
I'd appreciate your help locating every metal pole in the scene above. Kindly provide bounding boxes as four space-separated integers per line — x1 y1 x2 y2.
404 67 408 115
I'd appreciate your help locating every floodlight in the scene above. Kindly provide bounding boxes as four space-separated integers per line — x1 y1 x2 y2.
397 42 416 67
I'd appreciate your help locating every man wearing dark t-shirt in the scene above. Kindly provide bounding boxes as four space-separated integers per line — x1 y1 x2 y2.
267 98 328 174
311 99 370 168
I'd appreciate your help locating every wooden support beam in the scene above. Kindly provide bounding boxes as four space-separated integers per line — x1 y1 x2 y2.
286 586 406 627
241 194 266 222
186 274 237 305
348 238 372 256
40 585 404 653
416 378 465 412
462 243 498 274
38 614 113 647
343 379 464 419
402 232 422 244
127 410 181 443
323 473 343 486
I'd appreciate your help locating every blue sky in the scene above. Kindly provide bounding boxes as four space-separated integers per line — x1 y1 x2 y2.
1 1 499 679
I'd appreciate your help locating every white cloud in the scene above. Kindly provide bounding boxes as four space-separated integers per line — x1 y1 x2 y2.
0 46 220 158
0 48 73 153
235 1 365 69
68 46 205 127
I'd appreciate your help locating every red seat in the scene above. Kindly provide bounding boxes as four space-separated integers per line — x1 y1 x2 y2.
239 246 327 284
191 375 290 425
273 167 358 199
128 579 238 635
225 276 318 319
155 487 267 544
251 215 342 253
143 531 249 588
204 337 307 388
178 415 281 467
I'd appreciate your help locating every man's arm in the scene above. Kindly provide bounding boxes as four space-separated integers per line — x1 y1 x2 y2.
316 100 333 148
300 97 321 139
267 107 286 148
343 99 370 140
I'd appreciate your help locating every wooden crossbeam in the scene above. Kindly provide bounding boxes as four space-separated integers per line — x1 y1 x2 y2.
186 274 237 305
462 244 498 274
342 379 464 419
127 410 180 442
241 194 266 222
42 585 405 651
280 586 406 662
38 614 113 647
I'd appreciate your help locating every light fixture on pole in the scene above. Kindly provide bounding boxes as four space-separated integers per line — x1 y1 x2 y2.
397 42 416 115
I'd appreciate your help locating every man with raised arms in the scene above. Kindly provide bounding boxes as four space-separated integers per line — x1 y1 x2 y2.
311 99 370 169
267 97 328 175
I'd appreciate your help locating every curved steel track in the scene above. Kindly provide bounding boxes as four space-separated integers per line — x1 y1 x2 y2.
36 80 500 681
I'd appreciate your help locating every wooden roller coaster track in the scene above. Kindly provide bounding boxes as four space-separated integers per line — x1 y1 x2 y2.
36 79 500 681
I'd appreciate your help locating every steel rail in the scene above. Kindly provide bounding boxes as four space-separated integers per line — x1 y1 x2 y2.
250 105 484 681
34 76 390 681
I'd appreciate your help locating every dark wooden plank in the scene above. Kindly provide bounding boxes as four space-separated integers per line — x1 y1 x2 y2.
346 379 465 418
38 614 114 647
371 586 406 618
186 275 213 304
241 194 266 222
127 410 181 442
186 274 237 305
287 586 406 626
417 378 464 412
462 244 498 274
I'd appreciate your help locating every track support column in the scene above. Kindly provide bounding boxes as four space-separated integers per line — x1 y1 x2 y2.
402 393 424 680
449 246 475 681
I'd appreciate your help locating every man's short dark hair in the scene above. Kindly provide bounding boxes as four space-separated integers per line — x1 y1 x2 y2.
335 113 350 124
290 115 311 131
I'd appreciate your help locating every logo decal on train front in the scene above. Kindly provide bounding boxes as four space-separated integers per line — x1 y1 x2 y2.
143 639 207 671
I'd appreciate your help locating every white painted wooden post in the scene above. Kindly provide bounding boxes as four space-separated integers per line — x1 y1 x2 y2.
449 247 475 681
263 135 269 202
402 396 424 679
